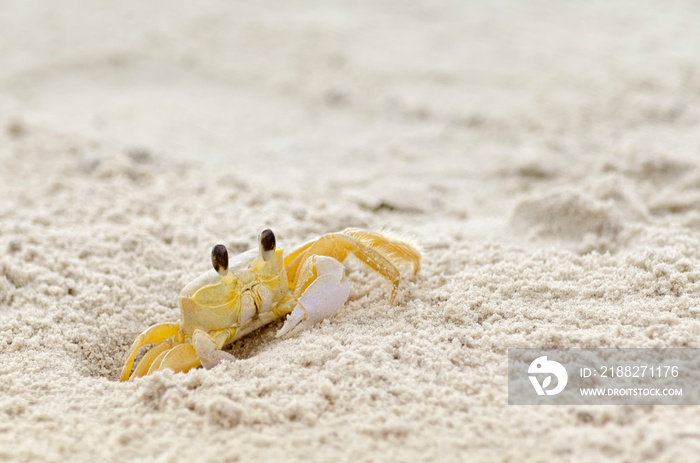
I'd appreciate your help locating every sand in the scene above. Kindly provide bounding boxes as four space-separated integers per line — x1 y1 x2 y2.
1 1 700 461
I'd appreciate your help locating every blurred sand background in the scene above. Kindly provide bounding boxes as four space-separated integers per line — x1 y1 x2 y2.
1 1 700 461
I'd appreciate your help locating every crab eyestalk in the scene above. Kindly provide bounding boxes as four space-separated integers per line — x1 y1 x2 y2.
211 244 229 276
259 229 276 261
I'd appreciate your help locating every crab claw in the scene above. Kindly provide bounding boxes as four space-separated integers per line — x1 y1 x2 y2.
277 256 350 338
193 329 237 369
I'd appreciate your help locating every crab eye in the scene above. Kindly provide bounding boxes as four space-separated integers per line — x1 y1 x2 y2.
211 244 229 276
259 228 276 261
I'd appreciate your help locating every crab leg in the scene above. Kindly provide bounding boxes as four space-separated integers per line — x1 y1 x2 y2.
145 348 169 374
285 229 420 302
343 228 421 275
152 343 201 374
135 329 238 377
129 341 177 380
287 233 398 299
120 322 180 381
276 255 351 338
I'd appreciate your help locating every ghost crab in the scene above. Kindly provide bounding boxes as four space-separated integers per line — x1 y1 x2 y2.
120 228 420 381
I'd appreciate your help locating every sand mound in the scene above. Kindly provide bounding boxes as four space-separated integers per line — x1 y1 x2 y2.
511 188 623 253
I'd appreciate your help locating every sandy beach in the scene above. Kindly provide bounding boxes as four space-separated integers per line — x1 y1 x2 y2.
1 1 700 461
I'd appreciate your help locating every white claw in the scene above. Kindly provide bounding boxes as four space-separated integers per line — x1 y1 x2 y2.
277 258 350 338
193 329 236 369
277 308 305 338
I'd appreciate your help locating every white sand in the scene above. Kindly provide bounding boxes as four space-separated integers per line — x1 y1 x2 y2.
2 1 700 461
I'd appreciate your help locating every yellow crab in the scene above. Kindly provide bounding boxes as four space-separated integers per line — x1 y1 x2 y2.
120 228 420 381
